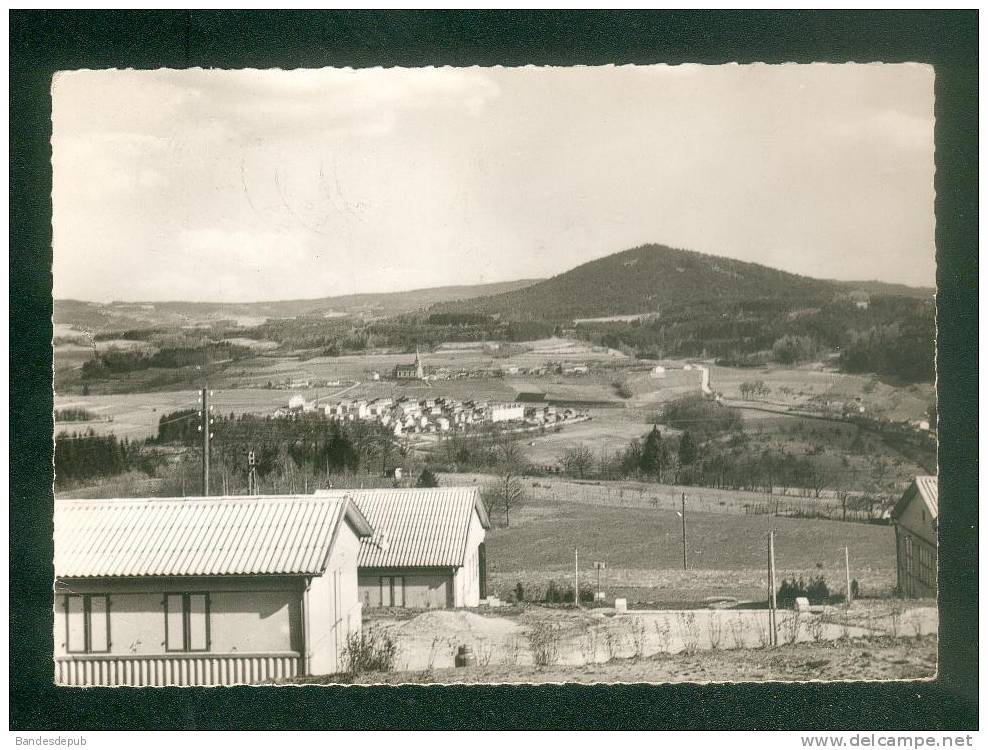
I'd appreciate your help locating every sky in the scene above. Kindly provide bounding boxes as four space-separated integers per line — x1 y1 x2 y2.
51 64 936 303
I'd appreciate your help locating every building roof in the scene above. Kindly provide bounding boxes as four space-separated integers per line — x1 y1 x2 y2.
55 495 373 579
891 475 938 521
316 487 489 569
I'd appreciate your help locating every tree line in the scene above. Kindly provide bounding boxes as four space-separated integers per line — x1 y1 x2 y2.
55 430 151 483
81 342 253 379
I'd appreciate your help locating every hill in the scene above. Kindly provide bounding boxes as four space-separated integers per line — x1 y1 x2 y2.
431 244 934 382
432 244 845 320
830 279 935 300
54 278 542 332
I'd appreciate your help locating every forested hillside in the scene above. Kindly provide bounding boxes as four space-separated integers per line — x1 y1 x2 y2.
431 244 935 382
433 244 838 320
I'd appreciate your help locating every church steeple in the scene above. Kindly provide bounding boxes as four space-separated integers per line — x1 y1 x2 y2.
414 346 424 379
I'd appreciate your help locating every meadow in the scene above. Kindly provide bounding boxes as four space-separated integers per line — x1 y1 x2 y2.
479 493 895 604
708 364 933 423
53 388 326 440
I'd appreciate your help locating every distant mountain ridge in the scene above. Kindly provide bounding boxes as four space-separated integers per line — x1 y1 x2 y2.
54 279 542 331
431 244 929 320
55 244 933 333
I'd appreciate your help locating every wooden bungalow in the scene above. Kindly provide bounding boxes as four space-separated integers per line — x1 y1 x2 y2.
317 487 490 609
54 494 373 686
890 476 938 599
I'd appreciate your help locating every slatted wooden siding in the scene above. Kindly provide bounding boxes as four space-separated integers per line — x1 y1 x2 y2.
55 653 301 686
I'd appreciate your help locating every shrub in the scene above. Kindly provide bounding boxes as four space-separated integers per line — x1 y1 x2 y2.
501 636 524 667
888 600 905 638
603 626 626 660
527 622 562 667
707 614 724 650
628 617 648 660
806 617 826 643
752 613 769 648
475 639 494 667
542 581 593 605
806 577 831 603
777 576 830 607
514 581 525 603
544 579 562 604
415 468 439 487
580 626 600 664
782 613 801 645
340 628 398 676
654 618 673 654
677 612 700 655
662 395 743 438
728 613 747 649
612 380 633 399
772 335 820 365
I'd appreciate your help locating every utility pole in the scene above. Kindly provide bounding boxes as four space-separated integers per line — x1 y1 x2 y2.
768 530 778 646
198 388 211 496
844 546 852 606
574 548 580 609
681 492 688 571
247 450 258 496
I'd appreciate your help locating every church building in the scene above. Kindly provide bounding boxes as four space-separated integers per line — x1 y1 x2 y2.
393 348 425 380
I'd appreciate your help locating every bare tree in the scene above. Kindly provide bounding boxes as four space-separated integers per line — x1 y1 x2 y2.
808 463 826 499
488 436 526 527
480 485 500 519
562 445 595 479
836 488 850 521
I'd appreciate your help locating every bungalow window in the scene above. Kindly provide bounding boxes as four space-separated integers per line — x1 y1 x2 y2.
380 576 405 608
64 594 110 654
165 593 210 652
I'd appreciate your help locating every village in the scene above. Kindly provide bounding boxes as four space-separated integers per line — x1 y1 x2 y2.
278 393 587 438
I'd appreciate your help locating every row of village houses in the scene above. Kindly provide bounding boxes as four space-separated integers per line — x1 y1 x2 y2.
54 487 490 687
275 395 582 435
53 477 936 687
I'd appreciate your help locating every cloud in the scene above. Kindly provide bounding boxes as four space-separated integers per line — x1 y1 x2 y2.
52 65 936 300
54 67 501 142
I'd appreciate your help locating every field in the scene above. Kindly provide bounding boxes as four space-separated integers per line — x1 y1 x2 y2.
444 472 875 515
517 411 656 465
52 388 341 440
708 364 933 423
464 483 897 604
731 412 934 487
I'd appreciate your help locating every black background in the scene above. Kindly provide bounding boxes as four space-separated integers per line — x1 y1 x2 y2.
10 10 978 730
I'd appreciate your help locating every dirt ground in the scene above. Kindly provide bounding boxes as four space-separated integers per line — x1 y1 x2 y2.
294 633 938 684
362 601 937 675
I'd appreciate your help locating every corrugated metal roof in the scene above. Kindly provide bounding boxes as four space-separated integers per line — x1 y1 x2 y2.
914 475 938 518
315 487 488 569
891 475 938 521
55 495 373 579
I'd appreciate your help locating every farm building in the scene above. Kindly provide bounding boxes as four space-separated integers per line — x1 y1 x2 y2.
516 389 548 403
54 494 373 686
891 476 938 598
650 365 666 378
317 487 490 609
490 402 525 422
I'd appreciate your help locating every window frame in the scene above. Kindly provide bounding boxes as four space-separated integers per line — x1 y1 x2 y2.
379 575 406 608
64 594 111 654
164 592 211 653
